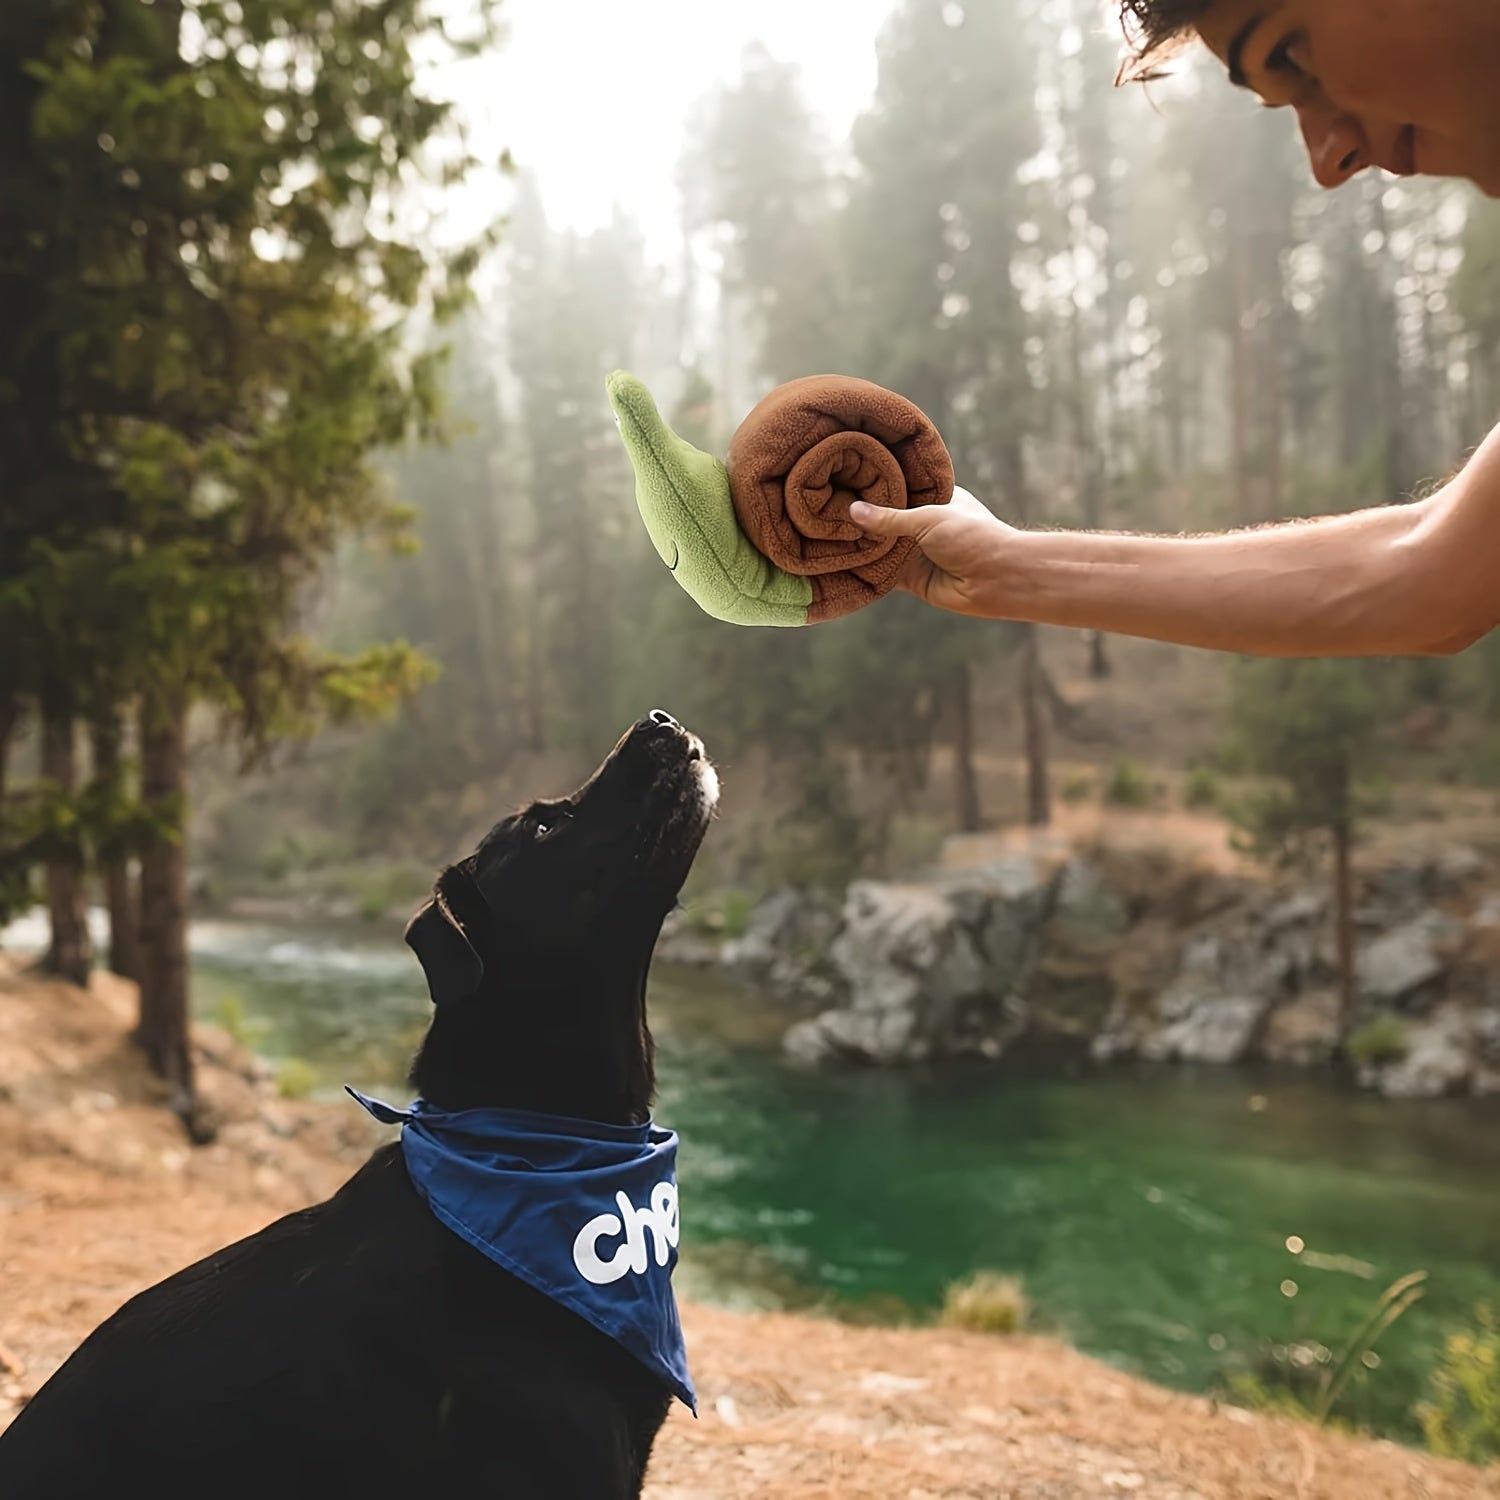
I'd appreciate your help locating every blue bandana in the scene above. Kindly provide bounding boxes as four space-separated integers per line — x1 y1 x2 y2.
346 1087 696 1413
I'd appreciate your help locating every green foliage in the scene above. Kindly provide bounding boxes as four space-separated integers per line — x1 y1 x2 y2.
1 0 497 848
1183 766 1221 811
1346 1014 1410 1069
0 805 38 929
760 757 871 891
1104 758 1152 808
1060 772 1096 804
276 1057 319 1102
1226 1272 1427 1430
212 994 265 1050
1416 1304 1500 1464
680 890 757 941
1223 659 1386 857
941 1272 1030 1335
351 864 432 924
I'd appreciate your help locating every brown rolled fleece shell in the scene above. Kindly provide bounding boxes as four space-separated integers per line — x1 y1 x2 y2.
725 375 954 623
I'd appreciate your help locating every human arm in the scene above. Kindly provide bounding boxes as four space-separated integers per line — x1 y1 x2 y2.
849 422 1500 657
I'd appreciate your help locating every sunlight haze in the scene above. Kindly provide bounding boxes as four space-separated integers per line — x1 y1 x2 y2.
440 0 899 261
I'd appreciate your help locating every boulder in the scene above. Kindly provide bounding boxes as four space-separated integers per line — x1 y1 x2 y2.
1049 860 1130 949
1140 993 1270 1064
721 888 842 1001
784 857 1058 1066
1356 910 1465 1004
1362 1003 1475 1099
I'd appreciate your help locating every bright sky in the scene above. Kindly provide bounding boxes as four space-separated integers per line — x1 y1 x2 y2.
435 0 899 263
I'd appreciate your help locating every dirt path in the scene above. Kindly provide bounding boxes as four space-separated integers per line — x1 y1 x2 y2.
0 957 1495 1500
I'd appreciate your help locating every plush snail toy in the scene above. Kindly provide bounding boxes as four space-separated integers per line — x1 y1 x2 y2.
606 371 954 626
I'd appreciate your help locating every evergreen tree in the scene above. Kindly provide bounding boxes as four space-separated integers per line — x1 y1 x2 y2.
1 0 496 1133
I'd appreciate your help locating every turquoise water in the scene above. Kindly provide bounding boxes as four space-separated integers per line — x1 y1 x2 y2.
183 920 1500 1442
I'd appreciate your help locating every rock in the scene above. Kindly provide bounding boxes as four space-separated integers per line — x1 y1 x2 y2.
723 888 842 1000
1475 1005 1500 1063
785 864 1055 1066
1433 846 1489 889
1265 888 1326 929
1363 1004 1474 1099
1050 860 1130 948
1356 910 1465 1003
1260 989 1340 1067
655 911 722 968
1141 994 1270 1064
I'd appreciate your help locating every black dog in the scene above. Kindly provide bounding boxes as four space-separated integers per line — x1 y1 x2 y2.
0 711 717 1499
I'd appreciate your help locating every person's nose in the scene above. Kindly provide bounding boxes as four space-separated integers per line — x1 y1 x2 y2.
1296 95 1368 188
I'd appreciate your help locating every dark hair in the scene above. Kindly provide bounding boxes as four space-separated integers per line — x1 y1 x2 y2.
1115 0 1215 82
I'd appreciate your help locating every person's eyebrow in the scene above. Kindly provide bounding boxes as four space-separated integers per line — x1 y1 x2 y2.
1226 13 1265 88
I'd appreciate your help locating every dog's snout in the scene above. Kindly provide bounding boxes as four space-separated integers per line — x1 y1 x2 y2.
640 708 704 762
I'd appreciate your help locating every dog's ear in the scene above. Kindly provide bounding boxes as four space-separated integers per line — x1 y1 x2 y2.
405 896 483 1004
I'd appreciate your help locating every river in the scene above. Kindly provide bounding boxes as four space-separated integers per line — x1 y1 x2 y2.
7 909 1499 1441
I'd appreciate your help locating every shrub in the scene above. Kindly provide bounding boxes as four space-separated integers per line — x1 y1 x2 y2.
941 1271 1029 1334
1060 772 1095 804
681 889 756 940
212 994 264 1049
1104 758 1152 808
276 1058 320 1101
1416 1304 1500 1464
1346 1014 1410 1068
1184 766 1220 810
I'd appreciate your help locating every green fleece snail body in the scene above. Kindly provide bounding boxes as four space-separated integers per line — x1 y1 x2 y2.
606 371 813 627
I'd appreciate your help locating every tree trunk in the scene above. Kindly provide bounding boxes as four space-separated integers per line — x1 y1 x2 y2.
40 687 92 986
1068 287 1111 680
1019 628 1051 828
1086 629 1111 680
91 707 141 984
951 660 981 834
993 438 1051 830
1264 315 1285 520
136 685 207 1141
1229 237 1252 527
0 692 17 806
1333 806 1357 1051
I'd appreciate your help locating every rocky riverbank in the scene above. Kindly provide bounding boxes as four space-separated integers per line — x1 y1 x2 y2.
661 830 1500 1099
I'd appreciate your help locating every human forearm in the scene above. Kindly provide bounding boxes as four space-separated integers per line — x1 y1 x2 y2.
853 422 1500 656
987 502 1437 656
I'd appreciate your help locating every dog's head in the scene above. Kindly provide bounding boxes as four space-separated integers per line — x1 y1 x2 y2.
406 711 717 1123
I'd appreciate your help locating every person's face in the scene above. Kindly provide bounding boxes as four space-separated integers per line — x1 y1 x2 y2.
1193 0 1500 196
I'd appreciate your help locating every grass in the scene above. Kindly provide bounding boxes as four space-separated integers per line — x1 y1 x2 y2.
941 1272 1030 1335
1227 1271 1429 1430
680 889 757 940
211 993 265 1049
1104 758 1154 808
276 1057 320 1101
1416 1303 1500 1464
1184 765 1221 811
1346 1014 1410 1068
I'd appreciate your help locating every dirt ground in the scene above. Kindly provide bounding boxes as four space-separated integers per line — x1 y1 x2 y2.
1 956 1496 1500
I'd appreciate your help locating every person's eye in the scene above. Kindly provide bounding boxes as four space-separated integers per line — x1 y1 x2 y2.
1266 34 1311 81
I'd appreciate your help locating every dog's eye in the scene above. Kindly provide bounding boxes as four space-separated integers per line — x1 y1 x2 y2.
531 807 569 840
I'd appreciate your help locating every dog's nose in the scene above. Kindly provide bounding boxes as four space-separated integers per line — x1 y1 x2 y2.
647 709 680 731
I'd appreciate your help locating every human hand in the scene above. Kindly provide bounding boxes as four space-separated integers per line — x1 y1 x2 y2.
848 487 1016 617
